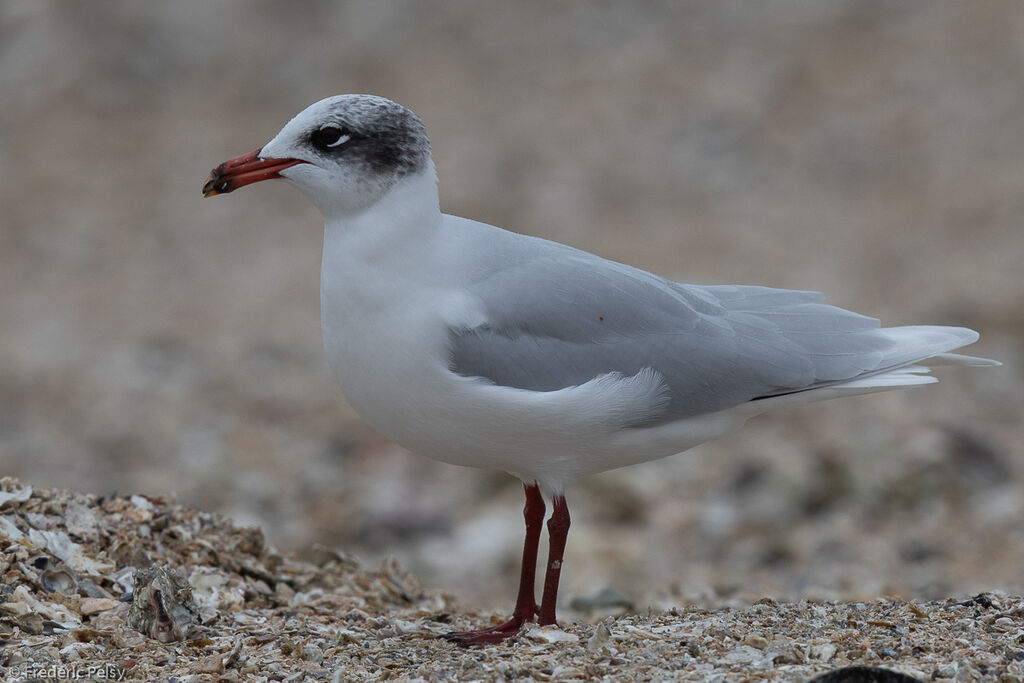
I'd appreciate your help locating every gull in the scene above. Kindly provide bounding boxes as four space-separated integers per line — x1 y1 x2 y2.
203 94 998 645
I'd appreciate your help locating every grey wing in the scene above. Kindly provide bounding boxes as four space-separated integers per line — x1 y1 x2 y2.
447 250 919 425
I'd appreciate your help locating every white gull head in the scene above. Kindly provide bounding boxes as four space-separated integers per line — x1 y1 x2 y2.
205 94 432 216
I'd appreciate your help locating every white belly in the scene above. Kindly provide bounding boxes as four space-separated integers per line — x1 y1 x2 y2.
321 285 750 494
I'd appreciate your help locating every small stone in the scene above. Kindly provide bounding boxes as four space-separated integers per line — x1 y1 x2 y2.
78 580 113 599
768 643 804 665
907 603 930 619
80 597 120 615
745 633 769 649
526 626 580 643
129 495 155 512
275 581 296 604
65 502 100 540
811 643 838 661
40 567 78 594
301 644 324 663
587 622 612 651
725 645 765 665
994 617 1015 631
0 514 24 540
194 654 224 674
393 619 424 634
28 528 83 569
126 507 153 523
0 483 32 509
309 543 360 570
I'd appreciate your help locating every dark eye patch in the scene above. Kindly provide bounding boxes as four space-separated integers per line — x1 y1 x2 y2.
310 126 355 151
300 98 430 178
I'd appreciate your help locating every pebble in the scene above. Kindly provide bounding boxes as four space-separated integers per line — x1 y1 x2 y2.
79 597 120 615
811 643 838 661
526 626 580 643
587 622 612 651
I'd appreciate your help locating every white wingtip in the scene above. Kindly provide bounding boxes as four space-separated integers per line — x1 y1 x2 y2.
928 352 1002 367
836 365 938 389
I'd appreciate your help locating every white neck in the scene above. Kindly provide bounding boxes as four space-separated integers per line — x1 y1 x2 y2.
322 160 441 263
320 160 444 335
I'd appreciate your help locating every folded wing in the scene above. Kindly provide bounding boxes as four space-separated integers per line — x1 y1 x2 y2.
448 249 986 426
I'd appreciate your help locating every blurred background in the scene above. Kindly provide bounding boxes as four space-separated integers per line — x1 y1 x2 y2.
1 1 1021 615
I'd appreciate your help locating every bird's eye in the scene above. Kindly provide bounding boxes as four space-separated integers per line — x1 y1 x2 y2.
311 126 352 150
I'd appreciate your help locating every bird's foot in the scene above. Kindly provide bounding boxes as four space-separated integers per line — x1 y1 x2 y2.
441 615 530 646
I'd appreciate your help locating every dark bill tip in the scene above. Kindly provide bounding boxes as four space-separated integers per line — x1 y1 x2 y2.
202 149 304 197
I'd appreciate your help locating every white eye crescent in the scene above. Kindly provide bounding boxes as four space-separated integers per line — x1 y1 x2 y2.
327 134 351 148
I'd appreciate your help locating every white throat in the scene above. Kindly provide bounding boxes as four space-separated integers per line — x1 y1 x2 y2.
319 160 443 339
321 160 440 258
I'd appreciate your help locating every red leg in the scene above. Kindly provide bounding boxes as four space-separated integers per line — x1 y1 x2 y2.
443 483 545 645
538 494 570 626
